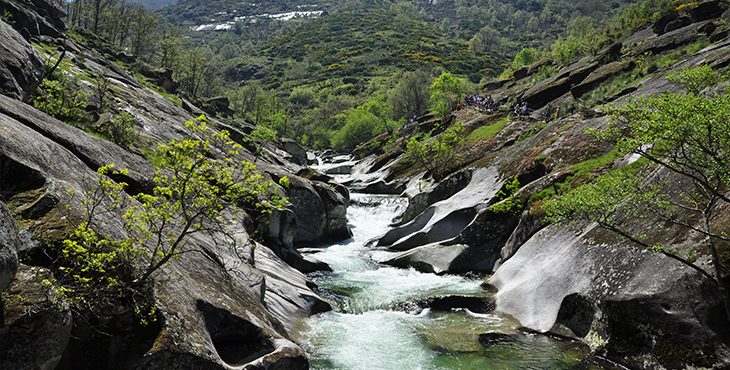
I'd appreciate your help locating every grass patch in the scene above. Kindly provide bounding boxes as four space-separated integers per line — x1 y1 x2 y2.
467 116 508 143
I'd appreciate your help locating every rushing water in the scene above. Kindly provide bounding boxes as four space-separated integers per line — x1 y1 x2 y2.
294 194 612 370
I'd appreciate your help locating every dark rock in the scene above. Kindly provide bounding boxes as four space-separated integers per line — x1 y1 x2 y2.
710 30 729 43
0 94 156 196
478 332 515 346
635 21 706 56
426 295 495 313
595 42 623 64
153 67 178 93
482 77 511 92
205 96 234 117
512 66 529 80
0 0 66 38
0 201 19 292
288 174 351 245
0 265 73 370
0 20 44 101
698 21 717 35
664 16 691 33
357 179 407 195
493 210 545 269
281 138 307 165
295 167 332 183
571 60 636 99
686 0 727 23
652 11 678 35
521 58 598 108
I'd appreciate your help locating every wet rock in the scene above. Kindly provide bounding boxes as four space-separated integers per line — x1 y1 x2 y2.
478 332 515 346
398 295 495 314
378 167 503 251
489 220 730 368
0 20 44 101
493 210 545 269
392 169 472 227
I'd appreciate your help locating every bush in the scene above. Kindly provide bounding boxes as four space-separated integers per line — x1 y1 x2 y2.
331 109 382 150
33 75 88 124
96 111 138 149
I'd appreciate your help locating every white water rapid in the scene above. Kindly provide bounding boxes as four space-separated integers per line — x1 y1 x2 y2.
294 194 613 370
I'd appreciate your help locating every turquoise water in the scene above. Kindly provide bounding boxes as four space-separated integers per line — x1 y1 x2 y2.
295 195 613 370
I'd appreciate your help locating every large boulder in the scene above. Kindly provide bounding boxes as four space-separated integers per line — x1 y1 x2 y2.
391 169 472 227
0 20 44 101
520 57 598 108
489 222 730 369
635 21 708 56
571 60 636 98
0 0 66 39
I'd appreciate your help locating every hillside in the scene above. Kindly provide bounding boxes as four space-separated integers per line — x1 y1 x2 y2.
2 0 730 369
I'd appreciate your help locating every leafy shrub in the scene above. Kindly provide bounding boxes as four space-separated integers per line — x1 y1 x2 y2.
405 120 466 180
33 74 88 124
95 111 138 149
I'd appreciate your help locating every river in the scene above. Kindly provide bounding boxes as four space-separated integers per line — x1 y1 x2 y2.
294 193 615 370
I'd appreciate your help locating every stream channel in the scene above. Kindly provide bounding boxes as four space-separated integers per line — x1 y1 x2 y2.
294 193 615 370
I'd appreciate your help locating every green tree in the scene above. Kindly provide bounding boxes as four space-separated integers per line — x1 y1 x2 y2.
544 65 730 319
405 120 466 180
331 108 382 150
430 72 463 123
391 69 432 120
129 5 158 60
512 48 535 69
63 116 285 290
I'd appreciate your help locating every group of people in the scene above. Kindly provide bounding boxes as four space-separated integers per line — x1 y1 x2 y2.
509 101 529 116
462 94 498 111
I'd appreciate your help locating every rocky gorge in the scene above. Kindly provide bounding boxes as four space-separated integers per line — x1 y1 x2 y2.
1 0 730 369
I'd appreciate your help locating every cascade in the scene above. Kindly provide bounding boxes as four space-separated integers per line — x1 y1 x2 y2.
294 194 613 370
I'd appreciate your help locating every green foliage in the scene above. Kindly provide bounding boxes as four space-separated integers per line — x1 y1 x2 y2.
430 72 463 123
248 126 278 161
466 116 508 143
95 111 138 149
490 176 523 214
405 120 466 180
545 66 730 307
512 48 535 70
33 74 88 125
331 108 382 150
544 169 661 226
60 116 286 308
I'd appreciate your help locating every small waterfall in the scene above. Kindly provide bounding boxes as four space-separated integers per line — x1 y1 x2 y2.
294 194 612 370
